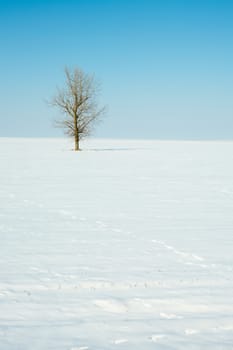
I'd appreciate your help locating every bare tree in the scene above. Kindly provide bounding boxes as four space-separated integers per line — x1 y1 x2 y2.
51 67 106 151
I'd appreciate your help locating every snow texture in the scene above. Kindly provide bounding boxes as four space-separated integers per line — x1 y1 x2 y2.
0 138 233 349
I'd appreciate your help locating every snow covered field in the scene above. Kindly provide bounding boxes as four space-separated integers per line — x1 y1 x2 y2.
1 138 233 350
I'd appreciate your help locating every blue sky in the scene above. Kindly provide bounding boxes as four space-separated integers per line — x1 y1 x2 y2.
0 0 233 139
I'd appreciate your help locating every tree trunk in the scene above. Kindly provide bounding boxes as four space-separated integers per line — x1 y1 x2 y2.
74 132 79 151
74 116 80 151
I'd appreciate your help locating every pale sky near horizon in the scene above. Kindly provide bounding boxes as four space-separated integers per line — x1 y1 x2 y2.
0 0 233 139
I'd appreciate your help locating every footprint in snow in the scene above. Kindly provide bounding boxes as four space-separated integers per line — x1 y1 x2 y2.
94 299 128 313
95 220 107 227
112 228 123 233
185 329 199 335
160 312 183 319
113 339 128 345
150 334 166 342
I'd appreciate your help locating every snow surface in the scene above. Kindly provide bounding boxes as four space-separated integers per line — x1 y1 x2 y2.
0 137 233 350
